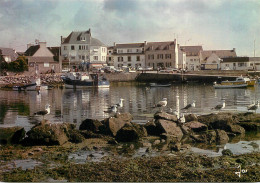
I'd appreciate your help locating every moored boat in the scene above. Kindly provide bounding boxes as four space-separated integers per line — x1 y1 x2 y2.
62 72 109 89
213 76 248 89
150 83 171 87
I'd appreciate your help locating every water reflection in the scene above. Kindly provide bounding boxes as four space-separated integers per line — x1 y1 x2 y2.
0 83 260 129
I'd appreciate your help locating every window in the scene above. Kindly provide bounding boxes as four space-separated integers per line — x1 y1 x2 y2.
44 63 49 67
238 63 245 67
128 56 131 62
64 46 67 50
191 59 193 61
71 45 75 50
165 54 171 59
127 49 132 53
82 56 85 60
137 56 140 61
157 54 163 59
128 64 131 67
118 49 123 53
71 56 75 60
136 49 139 53
94 56 98 60
109 57 111 61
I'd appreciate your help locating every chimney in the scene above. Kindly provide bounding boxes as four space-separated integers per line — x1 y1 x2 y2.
114 42 116 46
89 28 91 36
233 48 236 52
61 36 63 43
39 42 47 48
144 41 147 45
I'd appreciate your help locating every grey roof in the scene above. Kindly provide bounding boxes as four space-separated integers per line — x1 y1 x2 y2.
201 50 237 61
0 47 19 61
180 46 203 56
115 43 144 48
222 57 249 63
145 41 175 51
62 31 106 46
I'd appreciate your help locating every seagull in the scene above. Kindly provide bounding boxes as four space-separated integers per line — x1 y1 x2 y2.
179 113 186 123
155 98 167 112
116 98 124 108
182 100 195 110
104 105 118 114
34 104 50 119
213 100 225 110
247 101 259 113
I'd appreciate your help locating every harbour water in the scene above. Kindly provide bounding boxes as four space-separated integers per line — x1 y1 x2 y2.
1 82 260 130
1 82 260 158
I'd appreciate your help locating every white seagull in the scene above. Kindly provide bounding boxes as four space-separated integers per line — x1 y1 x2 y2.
213 100 225 110
116 98 124 108
179 113 186 123
247 101 259 113
155 98 167 111
182 100 196 110
34 104 51 119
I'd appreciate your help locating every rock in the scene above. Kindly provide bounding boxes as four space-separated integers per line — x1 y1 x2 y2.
154 112 178 122
102 113 133 136
160 133 180 143
155 119 183 141
169 142 182 152
184 114 198 122
23 120 76 146
239 122 260 131
79 119 103 133
184 121 208 132
216 129 229 144
144 121 160 136
0 127 25 144
222 149 233 156
229 124 245 134
115 122 147 142
80 130 104 139
67 129 85 143
153 139 161 145
198 113 243 134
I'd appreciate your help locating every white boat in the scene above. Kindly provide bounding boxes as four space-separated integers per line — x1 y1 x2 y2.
13 78 41 91
150 83 171 87
213 76 248 89
62 72 110 89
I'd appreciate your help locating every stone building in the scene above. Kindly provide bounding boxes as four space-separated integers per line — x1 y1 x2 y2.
24 42 60 74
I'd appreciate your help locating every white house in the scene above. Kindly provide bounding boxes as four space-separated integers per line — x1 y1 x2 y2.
201 49 237 70
180 46 203 71
221 57 260 71
112 42 145 69
0 47 18 62
61 29 107 70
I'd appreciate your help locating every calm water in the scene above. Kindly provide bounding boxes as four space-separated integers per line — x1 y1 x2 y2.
1 82 260 131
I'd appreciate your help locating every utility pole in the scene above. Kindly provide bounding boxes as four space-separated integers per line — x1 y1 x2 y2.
254 39 256 57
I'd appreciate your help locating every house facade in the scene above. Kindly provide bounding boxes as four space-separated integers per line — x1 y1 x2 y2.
221 57 260 71
201 48 237 70
145 39 184 69
112 43 145 69
180 46 203 71
0 47 18 62
25 42 60 74
60 29 107 71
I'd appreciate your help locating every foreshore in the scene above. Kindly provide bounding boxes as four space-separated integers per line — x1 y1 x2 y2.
0 111 259 182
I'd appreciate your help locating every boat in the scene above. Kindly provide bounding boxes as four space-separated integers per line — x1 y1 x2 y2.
213 76 248 89
150 83 171 87
243 77 256 87
62 72 110 89
13 78 41 91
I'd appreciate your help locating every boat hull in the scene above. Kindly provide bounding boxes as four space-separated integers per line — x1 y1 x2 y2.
213 83 248 89
150 83 171 87
64 79 110 89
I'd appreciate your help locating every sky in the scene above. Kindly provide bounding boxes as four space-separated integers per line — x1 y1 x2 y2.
0 0 259 56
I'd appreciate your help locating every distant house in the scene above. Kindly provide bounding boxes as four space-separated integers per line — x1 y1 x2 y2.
201 48 237 70
145 39 185 69
221 57 260 71
0 47 19 62
24 42 60 74
112 42 145 69
180 46 203 71
60 29 107 71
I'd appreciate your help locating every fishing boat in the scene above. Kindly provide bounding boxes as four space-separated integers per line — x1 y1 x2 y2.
62 72 109 89
213 76 248 89
243 77 256 87
150 83 171 87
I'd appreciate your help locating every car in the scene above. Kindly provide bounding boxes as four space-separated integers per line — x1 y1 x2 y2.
160 68 176 73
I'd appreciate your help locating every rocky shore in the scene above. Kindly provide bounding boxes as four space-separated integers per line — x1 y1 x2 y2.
0 112 260 182
0 74 63 88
